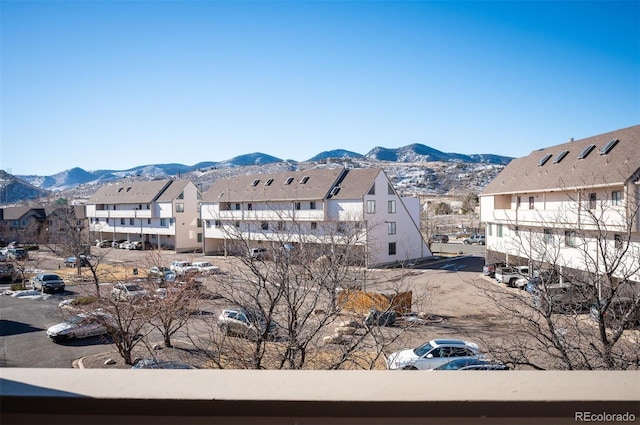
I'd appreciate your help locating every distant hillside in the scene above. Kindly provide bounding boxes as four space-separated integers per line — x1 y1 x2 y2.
307 149 363 162
365 143 512 165
14 144 512 195
0 170 50 204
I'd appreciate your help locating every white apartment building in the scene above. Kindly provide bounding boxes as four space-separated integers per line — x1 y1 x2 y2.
480 125 640 285
86 179 202 253
200 168 431 267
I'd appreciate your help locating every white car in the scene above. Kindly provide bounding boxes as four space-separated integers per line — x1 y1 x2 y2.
110 282 148 302
170 260 198 276
191 261 220 275
47 311 110 342
386 339 481 370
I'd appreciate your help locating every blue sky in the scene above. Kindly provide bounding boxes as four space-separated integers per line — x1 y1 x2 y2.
1 1 638 176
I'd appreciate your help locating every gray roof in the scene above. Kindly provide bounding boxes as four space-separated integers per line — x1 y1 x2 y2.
1 206 45 221
156 180 194 202
88 180 175 204
482 125 640 195
202 168 382 203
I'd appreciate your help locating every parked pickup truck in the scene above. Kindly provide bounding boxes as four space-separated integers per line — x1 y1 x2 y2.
495 265 530 287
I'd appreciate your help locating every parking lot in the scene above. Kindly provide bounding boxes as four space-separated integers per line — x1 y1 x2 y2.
2 244 636 370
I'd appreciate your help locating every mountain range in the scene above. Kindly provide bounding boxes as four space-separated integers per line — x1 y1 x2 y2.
2 143 513 204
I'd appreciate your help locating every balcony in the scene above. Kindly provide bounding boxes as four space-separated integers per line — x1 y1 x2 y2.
92 210 152 219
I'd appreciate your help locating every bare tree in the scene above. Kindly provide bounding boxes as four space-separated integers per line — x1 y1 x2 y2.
188 216 428 370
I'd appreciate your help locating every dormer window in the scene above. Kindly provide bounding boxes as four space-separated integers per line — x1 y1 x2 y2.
553 150 569 164
117 187 124 192
265 178 274 186
126 187 132 192
285 177 294 185
538 154 552 166
599 139 619 155
300 176 309 184
330 187 340 196
218 192 224 199
252 179 260 187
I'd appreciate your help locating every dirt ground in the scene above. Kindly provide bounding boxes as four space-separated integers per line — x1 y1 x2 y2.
24 246 533 369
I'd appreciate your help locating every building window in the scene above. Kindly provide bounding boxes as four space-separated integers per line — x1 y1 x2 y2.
528 196 534 210
277 221 285 231
248 203 253 211
261 222 269 231
516 196 521 209
589 193 597 210
310 201 316 210
129 218 135 225
612 190 622 206
368 184 375 195
177 191 184 200
235 203 241 210
565 230 577 247
514 226 519 234
235 221 240 228
120 218 125 225
544 228 553 244
497 224 503 237
197 233 202 243
295 202 301 210
311 222 317 230
388 242 396 256
147 219 151 225
614 234 623 249
366 200 376 214
161 218 167 227
214 220 222 228
176 203 185 213
387 222 396 235
388 200 396 214
388 183 394 195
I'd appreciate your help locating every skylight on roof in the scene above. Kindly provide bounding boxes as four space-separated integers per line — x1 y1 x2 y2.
553 150 569 164
599 139 619 155
578 144 596 159
251 179 260 187
265 178 274 186
285 177 294 185
300 176 309 184
538 154 552 166
329 187 340 196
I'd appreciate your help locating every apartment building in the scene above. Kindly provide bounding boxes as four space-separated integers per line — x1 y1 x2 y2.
480 125 640 285
86 179 201 252
200 167 431 267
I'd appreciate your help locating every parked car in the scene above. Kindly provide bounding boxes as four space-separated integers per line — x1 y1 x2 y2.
495 265 529 286
169 260 198 276
110 282 148 302
118 241 132 249
514 270 557 290
430 234 449 243
0 251 7 262
386 339 481 370
463 235 485 245
483 262 506 278
217 307 279 341
46 311 110 342
31 273 66 293
95 239 113 248
64 255 91 268
0 263 19 283
191 261 220 275
148 266 173 279
249 247 268 260
530 281 593 313
112 239 127 248
431 358 509 371
590 296 640 329
6 248 29 260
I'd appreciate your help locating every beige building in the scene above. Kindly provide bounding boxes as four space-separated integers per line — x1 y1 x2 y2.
480 125 640 285
200 168 431 267
86 179 202 252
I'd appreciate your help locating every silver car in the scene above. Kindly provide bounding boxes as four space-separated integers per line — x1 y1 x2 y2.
47 311 110 342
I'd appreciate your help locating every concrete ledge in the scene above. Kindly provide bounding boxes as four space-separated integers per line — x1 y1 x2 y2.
1 370 638 424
